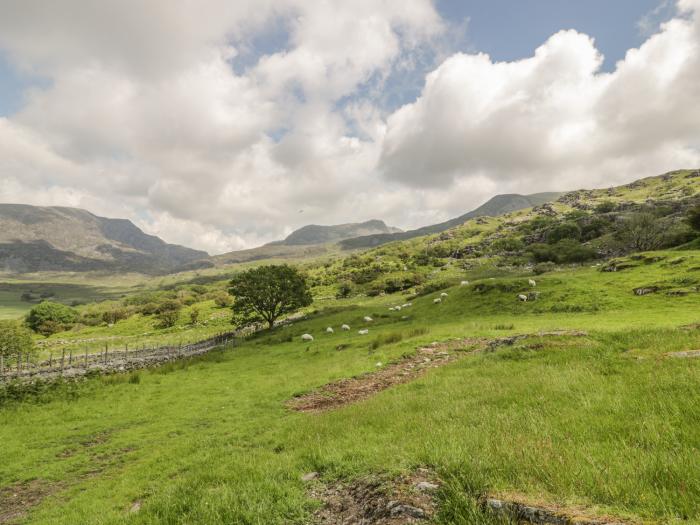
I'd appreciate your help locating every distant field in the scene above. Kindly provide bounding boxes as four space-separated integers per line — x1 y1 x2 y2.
0 279 144 320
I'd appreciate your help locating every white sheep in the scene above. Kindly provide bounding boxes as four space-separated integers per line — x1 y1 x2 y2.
460 280 470 286
301 333 314 341
326 327 334 333
363 316 373 322
440 292 448 297
394 305 402 311
388 307 395 311
433 298 442 304
528 279 537 287
341 324 350 331
402 303 412 308
517 294 528 302
358 329 369 335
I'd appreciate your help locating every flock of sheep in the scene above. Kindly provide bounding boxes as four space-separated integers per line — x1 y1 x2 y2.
299 279 537 342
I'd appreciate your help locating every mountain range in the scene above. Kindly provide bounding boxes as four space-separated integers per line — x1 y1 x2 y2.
0 204 210 274
0 192 562 274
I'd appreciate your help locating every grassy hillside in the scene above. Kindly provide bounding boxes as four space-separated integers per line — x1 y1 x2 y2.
2 250 700 524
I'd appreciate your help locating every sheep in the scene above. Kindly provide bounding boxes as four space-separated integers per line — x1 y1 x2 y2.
301 333 314 341
341 324 350 331
326 327 334 333
388 307 395 311
528 279 537 287
433 298 442 304
394 305 402 311
358 329 369 335
363 316 373 322
440 292 448 297
402 303 412 308
460 280 470 286
517 294 528 302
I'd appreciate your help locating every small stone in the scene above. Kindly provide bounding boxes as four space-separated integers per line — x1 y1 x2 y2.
415 481 439 492
301 472 319 482
129 501 142 513
389 504 426 518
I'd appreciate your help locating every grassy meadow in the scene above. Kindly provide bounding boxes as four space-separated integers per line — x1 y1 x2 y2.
2 250 700 524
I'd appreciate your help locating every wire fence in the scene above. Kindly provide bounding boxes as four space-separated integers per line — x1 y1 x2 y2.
0 331 237 384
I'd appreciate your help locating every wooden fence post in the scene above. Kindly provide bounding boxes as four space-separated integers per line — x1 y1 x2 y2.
1 354 4 378
60 349 65 376
69 350 73 366
85 347 88 369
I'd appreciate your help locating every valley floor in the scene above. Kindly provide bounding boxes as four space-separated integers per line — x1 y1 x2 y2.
2 252 700 524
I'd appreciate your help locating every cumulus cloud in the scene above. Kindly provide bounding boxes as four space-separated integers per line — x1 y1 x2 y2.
0 0 698 253
380 3 700 192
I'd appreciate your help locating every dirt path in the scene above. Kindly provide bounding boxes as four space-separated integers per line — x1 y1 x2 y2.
287 339 483 413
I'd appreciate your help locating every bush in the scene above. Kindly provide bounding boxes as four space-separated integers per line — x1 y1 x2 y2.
0 320 36 358
533 262 557 275
687 205 700 232
595 201 616 213
527 240 596 264
155 300 183 328
546 222 581 244
336 281 354 299
26 301 78 335
102 307 130 325
490 237 524 253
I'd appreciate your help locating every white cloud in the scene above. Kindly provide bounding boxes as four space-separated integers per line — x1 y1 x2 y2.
0 0 699 254
379 3 700 192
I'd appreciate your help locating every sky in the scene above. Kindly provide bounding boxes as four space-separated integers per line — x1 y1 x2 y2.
0 0 698 254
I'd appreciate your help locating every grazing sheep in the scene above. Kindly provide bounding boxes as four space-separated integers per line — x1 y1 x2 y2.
402 303 412 308
517 294 528 302
440 292 448 297
375 362 383 367
326 327 334 333
388 307 395 311
358 329 369 335
301 333 314 341
460 280 470 286
433 298 442 304
528 279 537 287
341 324 350 331
363 316 373 322
394 305 402 311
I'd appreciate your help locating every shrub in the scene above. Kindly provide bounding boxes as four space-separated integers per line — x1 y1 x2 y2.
595 201 616 213
26 301 78 335
490 237 525 253
155 300 183 328
0 320 36 358
546 222 581 244
102 307 130 325
336 281 354 299
213 292 233 308
527 240 596 264
687 205 700 232
533 262 557 275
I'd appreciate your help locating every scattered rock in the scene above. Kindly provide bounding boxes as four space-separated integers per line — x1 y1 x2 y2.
129 501 142 513
302 472 320 482
414 481 439 492
665 350 700 359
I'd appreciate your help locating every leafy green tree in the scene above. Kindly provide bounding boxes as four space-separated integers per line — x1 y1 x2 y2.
189 307 200 325
26 301 78 336
228 265 312 329
616 213 664 252
687 205 700 232
0 320 35 358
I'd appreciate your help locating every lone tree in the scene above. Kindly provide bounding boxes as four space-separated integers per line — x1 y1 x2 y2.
228 264 312 329
616 213 664 252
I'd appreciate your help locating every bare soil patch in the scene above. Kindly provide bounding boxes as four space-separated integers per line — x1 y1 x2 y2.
288 339 481 412
0 480 57 524
310 470 440 524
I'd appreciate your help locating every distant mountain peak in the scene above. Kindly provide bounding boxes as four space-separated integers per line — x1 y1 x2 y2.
0 203 210 274
274 219 402 246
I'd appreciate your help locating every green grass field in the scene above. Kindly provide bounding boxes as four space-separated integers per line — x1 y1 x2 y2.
2 251 700 524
